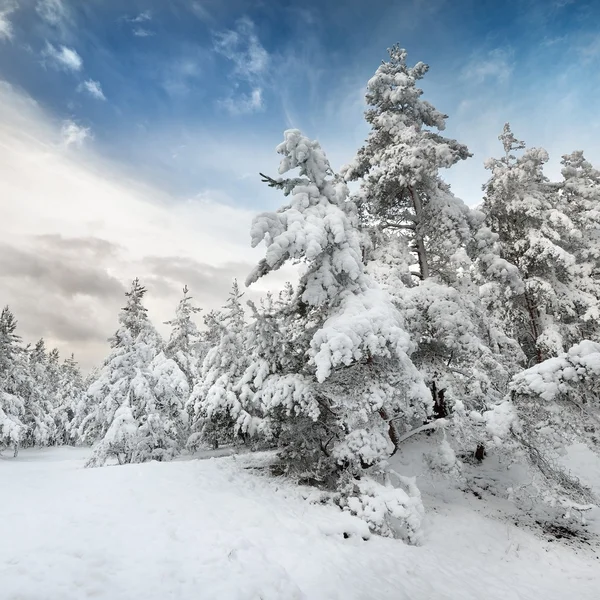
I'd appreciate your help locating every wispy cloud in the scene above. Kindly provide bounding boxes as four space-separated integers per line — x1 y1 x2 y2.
43 42 83 71
213 17 269 115
160 55 204 97
128 10 152 24
578 34 600 61
190 2 212 23
0 2 16 41
462 48 513 83
123 10 155 37
133 27 154 37
221 88 263 116
214 17 269 78
78 79 106 100
36 0 70 27
61 120 91 146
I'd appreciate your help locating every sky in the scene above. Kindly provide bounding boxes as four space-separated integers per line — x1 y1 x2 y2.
1 0 600 369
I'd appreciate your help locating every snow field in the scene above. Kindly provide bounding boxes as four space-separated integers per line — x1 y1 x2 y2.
1 447 599 600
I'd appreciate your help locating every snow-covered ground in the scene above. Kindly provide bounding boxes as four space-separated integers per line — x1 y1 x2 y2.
1 446 599 600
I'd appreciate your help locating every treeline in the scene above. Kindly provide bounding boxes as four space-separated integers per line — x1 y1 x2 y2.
2 46 599 542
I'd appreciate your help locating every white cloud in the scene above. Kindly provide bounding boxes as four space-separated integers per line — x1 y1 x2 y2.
214 17 269 78
0 3 16 41
36 0 69 27
133 27 154 37
213 17 269 115
190 2 212 23
43 42 83 71
0 82 290 368
78 79 106 100
221 87 264 115
462 48 512 84
129 10 152 23
61 119 91 146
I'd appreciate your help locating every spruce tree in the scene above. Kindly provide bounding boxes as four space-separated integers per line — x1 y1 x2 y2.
246 129 431 540
78 279 187 466
482 124 591 364
164 285 202 388
0 307 27 455
344 48 523 456
187 280 249 450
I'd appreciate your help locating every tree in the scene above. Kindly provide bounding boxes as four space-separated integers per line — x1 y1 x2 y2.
78 279 188 466
164 285 202 387
0 307 27 455
344 47 523 455
482 124 591 364
55 354 84 445
246 129 431 540
187 280 249 450
559 151 600 341
342 44 474 284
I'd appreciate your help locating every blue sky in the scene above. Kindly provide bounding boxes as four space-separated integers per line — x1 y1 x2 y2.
1 0 600 366
3 0 600 206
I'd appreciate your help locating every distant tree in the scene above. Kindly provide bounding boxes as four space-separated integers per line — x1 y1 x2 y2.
187 280 248 450
482 124 593 364
55 354 84 445
164 285 202 387
0 307 27 455
78 279 188 466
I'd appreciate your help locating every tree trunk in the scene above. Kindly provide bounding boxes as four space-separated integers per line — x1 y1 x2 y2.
408 186 429 280
379 407 401 456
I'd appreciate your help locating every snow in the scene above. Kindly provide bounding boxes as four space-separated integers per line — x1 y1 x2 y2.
1 446 599 600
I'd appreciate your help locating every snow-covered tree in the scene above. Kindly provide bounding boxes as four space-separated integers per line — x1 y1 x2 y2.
559 151 600 341
342 44 474 283
0 307 27 455
54 354 84 445
343 47 523 456
78 279 188 466
164 285 202 387
187 280 249 450
482 124 593 364
245 129 432 540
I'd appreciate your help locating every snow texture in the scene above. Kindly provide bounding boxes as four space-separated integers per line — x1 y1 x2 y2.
0 446 598 600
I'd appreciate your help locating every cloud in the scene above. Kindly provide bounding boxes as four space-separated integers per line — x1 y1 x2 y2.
160 55 204 97
462 48 513 84
43 42 83 71
221 87 264 115
0 3 15 41
133 27 154 37
61 120 91 146
190 2 212 23
0 81 289 368
213 16 269 114
36 0 69 26
214 17 269 78
128 10 152 23
78 79 106 100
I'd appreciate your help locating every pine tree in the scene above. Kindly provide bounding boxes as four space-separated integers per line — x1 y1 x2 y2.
55 354 84 445
78 279 187 466
0 307 27 455
164 285 202 388
246 129 432 540
559 151 600 341
344 47 523 456
187 280 249 450
342 44 474 284
482 124 590 364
